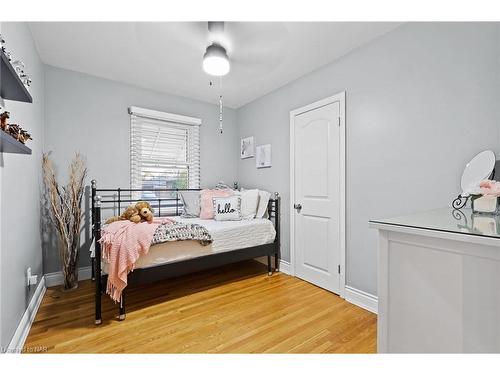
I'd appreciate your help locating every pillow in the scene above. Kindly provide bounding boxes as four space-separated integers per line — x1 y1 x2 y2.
200 189 233 219
236 189 259 219
213 196 242 221
256 190 272 219
179 191 201 218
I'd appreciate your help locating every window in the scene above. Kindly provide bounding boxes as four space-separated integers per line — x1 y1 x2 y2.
130 106 201 205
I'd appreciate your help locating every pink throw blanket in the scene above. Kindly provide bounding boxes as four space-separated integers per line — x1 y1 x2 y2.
99 218 174 302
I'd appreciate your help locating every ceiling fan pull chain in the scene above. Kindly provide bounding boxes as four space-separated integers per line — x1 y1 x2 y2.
219 76 223 134
219 94 223 134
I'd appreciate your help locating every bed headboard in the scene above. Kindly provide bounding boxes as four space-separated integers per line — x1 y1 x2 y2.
90 180 280 230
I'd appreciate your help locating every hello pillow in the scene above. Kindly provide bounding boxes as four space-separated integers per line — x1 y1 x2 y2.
200 189 234 219
213 196 242 221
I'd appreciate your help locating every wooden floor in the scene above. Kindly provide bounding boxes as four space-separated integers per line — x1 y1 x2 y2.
24 260 376 353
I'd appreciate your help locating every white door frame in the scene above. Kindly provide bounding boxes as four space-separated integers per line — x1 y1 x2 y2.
289 91 346 298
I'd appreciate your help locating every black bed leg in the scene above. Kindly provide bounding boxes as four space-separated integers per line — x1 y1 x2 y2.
274 253 279 272
267 255 272 276
91 257 95 281
95 274 102 325
118 294 126 321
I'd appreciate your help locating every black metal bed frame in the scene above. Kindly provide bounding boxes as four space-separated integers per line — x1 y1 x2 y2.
91 180 280 324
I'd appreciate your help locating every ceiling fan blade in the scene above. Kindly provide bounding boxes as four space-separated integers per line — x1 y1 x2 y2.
135 22 209 52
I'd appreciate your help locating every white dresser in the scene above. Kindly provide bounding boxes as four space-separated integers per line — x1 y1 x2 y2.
370 208 500 353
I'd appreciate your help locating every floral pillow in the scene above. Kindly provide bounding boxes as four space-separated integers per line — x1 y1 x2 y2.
199 189 233 219
213 196 242 221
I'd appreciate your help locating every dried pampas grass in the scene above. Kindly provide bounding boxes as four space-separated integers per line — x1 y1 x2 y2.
42 152 87 290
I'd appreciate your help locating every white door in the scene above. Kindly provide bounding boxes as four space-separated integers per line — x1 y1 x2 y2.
292 99 343 294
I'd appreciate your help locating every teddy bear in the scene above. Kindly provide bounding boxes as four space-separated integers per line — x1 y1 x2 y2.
105 205 142 225
135 201 154 223
0 111 10 131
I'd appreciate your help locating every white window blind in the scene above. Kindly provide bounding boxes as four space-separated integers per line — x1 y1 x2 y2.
130 107 201 200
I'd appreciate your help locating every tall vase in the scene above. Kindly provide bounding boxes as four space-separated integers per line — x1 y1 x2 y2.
60 238 80 291
63 263 79 290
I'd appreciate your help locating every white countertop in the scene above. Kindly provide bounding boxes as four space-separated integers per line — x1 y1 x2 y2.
370 208 500 243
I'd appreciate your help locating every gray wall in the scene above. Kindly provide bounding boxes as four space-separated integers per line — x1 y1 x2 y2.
0 22 45 349
2 23 500 347
236 22 500 296
43 66 239 273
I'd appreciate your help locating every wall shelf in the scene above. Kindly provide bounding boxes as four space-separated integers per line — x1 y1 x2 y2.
0 131 32 154
0 51 33 103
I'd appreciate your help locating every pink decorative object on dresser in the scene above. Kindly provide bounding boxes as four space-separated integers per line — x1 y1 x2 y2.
479 180 500 197
200 188 233 219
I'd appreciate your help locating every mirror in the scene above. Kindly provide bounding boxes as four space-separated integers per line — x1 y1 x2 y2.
460 150 496 196
452 150 496 209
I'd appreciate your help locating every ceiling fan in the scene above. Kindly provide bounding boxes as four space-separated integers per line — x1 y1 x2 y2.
202 22 230 76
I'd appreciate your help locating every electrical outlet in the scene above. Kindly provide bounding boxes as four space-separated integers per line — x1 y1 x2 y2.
29 274 38 286
26 267 37 287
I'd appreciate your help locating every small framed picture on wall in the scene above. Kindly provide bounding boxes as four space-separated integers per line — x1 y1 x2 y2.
240 136 254 159
256 144 272 168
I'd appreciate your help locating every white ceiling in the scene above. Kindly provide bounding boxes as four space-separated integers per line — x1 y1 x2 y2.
28 22 400 108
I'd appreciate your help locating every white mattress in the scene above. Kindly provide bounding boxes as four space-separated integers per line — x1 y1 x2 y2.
102 217 276 271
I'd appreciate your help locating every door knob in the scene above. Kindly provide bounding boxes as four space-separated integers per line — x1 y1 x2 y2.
294 203 302 211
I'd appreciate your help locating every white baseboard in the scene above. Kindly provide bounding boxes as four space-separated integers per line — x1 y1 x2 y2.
254 257 291 275
44 266 93 288
257 259 375 314
6 276 46 353
278 260 291 275
344 285 378 314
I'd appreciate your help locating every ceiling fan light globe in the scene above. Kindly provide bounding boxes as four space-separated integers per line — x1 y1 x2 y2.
203 56 230 76
202 43 230 76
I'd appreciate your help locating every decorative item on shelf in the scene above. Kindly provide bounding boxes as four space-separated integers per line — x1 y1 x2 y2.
256 144 272 168
11 60 25 75
451 150 496 209
6 56 32 89
6 123 20 138
1 119 33 145
0 111 10 130
240 136 254 159
18 129 32 144
0 35 12 61
42 153 87 290
0 33 12 60
0 33 5 54
12 60 31 88
20 73 32 88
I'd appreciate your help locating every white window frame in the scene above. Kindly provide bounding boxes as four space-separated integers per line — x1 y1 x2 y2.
129 106 201 195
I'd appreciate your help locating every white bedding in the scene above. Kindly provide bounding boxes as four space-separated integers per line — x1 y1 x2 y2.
102 217 276 271
175 217 276 252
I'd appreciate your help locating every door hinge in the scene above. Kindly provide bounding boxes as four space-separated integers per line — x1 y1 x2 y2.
338 265 341 274
338 117 341 126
